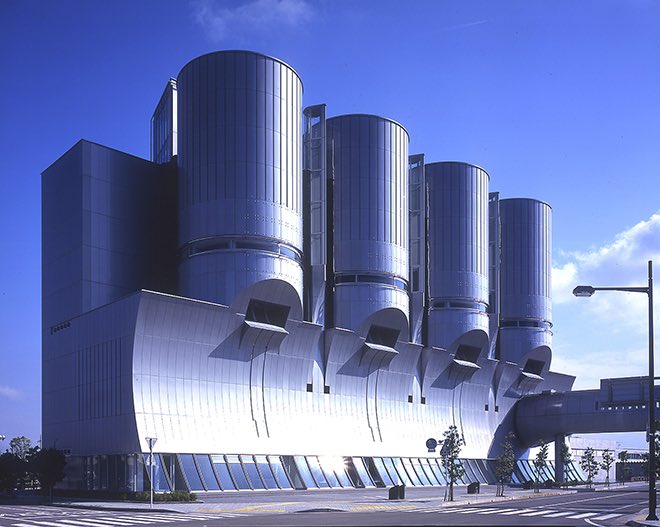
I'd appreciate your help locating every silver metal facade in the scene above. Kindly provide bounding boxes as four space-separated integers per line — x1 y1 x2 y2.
326 114 409 334
41 140 176 331
408 154 426 344
498 198 552 367
177 51 304 309
150 78 177 164
44 49 640 494
426 162 490 355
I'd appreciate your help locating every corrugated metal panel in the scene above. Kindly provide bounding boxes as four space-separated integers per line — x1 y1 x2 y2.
327 114 409 333
177 51 304 307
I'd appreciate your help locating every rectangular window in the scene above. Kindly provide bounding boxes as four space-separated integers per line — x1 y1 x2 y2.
240 455 265 490
401 458 422 485
178 454 204 491
225 455 251 490
305 456 329 487
267 456 293 489
292 455 317 488
254 455 278 489
194 455 220 491
411 458 431 485
391 458 413 486
372 457 395 486
351 457 375 488
245 299 290 327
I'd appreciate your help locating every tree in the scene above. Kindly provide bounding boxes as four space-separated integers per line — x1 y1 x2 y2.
0 453 23 494
440 425 465 502
494 433 516 497
533 440 549 493
601 449 614 487
8 436 33 461
580 447 599 487
561 441 572 465
618 450 629 484
29 449 67 502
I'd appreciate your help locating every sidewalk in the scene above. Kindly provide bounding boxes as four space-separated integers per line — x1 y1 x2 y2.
52 485 578 515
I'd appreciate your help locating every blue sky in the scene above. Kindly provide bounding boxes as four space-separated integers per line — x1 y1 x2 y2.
1 0 659 449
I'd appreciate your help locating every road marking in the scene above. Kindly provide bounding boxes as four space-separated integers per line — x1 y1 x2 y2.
543 511 576 517
521 510 557 516
568 512 599 519
457 507 499 514
500 508 535 515
106 518 164 524
14 521 81 527
118 517 176 524
55 520 134 527
537 492 640 508
476 508 517 514
118 514 175 523
592 513 621 520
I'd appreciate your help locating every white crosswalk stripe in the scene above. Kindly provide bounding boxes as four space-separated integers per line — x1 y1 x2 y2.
476 508 517 514
593 513 622 520
108 514 174 523
91 519 153 525
14 521 75 527
543 511 576 517
568 512 598 519
7 514 249 527
64 518 145 526
520 510 557 516
500 508 535 515
457 507 499 514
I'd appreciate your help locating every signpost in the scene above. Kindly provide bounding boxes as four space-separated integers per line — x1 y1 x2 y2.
145 437 157 509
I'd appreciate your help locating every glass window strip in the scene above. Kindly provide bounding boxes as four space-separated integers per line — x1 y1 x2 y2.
352 457 375 488
401 458 422 485
267 456 293 489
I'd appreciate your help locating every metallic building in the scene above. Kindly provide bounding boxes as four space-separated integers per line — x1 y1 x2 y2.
426 162 490 358
176 51 304 314
151 78 177 165
41 139 176 331
498 198 553 373
43 50 635 494
326 114 409 335
407 154 426 345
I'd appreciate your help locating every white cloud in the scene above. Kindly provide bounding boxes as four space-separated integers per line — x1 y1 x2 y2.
552 211 660 334
192 0 313 42
0 385 22 400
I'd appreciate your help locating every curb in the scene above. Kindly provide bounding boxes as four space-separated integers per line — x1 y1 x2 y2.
49 488 580 515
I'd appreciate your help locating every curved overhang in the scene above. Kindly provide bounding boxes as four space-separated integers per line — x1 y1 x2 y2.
231 278 303 323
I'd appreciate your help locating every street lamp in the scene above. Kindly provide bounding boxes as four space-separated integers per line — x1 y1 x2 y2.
145 437 157 509
572 260 656 521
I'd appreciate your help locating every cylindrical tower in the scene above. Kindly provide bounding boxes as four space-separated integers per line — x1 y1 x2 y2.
327 114 409 335
176 51 304 310
498 198 552 367
426 162 490 355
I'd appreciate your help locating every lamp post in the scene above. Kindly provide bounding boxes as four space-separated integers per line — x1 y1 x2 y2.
145 437 157 509
573 260 656 521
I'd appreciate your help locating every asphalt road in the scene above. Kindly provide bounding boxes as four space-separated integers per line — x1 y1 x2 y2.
0 487 651 527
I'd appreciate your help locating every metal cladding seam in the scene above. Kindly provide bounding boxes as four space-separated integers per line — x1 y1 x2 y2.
326 114 409 333
425 162 490 352
498 198 553 366
176 50 304 308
